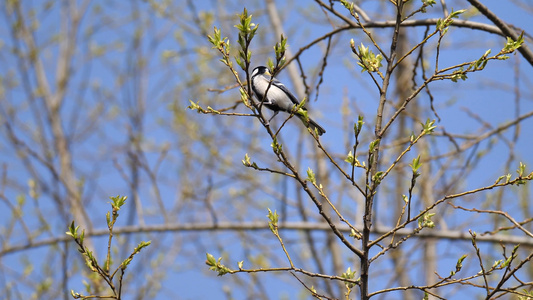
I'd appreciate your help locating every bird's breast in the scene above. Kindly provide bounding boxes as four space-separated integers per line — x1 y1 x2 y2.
254 79 292 110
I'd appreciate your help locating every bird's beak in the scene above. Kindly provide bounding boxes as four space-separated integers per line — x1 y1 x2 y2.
265 69 272 76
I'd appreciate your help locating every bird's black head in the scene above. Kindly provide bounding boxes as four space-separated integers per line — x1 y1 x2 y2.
252 66 269 78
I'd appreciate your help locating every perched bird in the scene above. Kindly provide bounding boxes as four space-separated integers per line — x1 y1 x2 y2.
251 66 326 136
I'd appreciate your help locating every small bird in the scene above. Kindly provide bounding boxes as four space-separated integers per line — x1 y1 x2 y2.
251 66 326 136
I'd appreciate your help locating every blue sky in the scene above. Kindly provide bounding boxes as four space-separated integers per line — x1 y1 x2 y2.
1 0 533 299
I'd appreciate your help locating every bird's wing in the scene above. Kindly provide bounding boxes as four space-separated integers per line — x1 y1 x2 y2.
271 79 301 106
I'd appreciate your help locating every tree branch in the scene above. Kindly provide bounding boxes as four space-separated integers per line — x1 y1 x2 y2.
4 221 533 257
466 0 533 67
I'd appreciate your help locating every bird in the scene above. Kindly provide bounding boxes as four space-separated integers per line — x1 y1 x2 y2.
251 66 326 136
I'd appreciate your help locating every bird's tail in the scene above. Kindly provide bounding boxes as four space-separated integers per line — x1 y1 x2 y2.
298 115 326 136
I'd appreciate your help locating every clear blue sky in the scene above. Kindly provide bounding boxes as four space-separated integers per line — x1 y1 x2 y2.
1 0 533 299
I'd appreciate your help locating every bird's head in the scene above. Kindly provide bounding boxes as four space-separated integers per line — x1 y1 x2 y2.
252 66 271 77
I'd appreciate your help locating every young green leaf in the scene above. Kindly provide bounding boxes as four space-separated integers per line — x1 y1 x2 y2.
66 221 78 238
271 137 282 154
267 208 279 233
456 254 467 272
307 167 316 184
372 171 384 184
356 43 383 72
345 151 354 164
354 116 364 135
418 212 436 228
503 32 524 53
341 267 357 288
206 253 217 267
242 153 251 166
369 139 380 152
410 155 422 173
517 162 526 177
